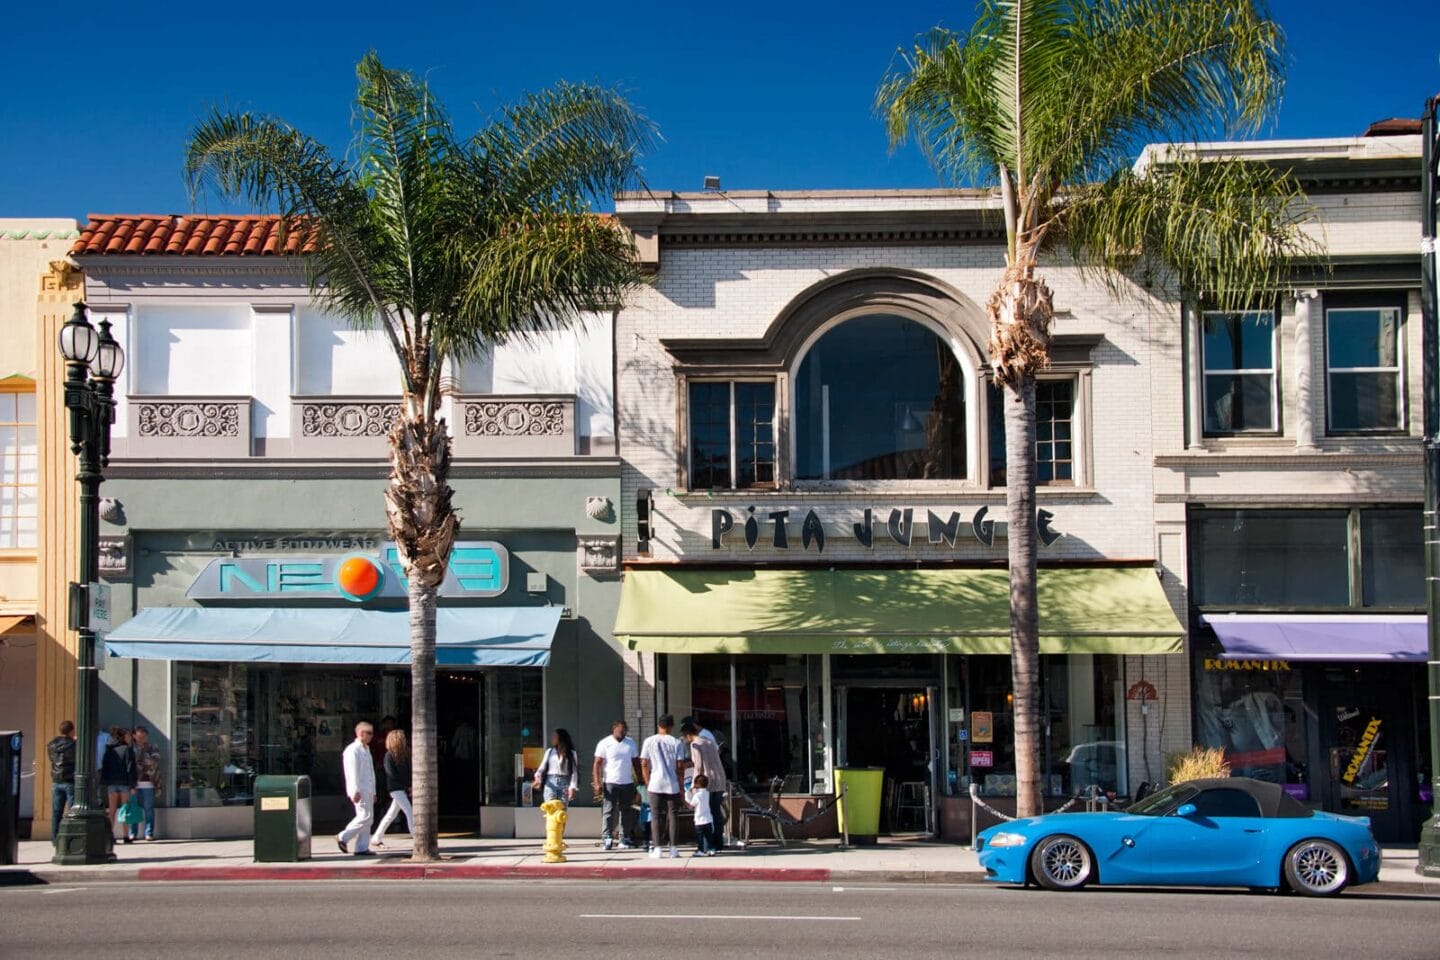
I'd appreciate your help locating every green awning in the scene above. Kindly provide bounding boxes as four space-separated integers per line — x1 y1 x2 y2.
615 565 1183 655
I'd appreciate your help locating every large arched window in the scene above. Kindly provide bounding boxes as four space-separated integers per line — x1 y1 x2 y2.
794 314 968 480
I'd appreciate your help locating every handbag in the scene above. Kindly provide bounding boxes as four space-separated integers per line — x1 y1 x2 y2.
117 794 143 825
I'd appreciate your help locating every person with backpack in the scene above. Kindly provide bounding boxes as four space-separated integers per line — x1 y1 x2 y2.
46 720 77 844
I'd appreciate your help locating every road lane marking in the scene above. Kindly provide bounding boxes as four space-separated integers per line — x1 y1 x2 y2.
580 914 861 921
40 888 79 895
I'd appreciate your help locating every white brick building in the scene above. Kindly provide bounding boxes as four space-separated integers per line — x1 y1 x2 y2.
610 128 1428 841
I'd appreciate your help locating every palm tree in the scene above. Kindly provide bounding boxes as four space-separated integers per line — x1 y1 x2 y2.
878 0 1317 817
187 53 654 859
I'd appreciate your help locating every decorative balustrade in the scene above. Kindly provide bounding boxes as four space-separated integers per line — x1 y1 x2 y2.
127 396 251 457
453 394 576 457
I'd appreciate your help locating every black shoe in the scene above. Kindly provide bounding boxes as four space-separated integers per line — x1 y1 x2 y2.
122 837 133 844
354 850 376 857
337 838 349 854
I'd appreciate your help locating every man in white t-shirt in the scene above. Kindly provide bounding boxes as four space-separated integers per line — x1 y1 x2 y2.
592 720 640 850
640 714 683 859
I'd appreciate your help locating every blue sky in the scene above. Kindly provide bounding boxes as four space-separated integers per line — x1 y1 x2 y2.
0 1 1436 219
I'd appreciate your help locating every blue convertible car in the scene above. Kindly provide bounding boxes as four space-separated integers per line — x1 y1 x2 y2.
976 777 1381 896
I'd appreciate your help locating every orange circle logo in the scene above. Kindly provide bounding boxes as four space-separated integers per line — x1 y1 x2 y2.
337 556 382 600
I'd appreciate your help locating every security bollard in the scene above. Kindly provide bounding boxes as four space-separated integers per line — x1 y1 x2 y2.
540 799 568 863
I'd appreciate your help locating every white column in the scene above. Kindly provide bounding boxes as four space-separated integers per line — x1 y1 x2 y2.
1292 289 1320 450
1184 303 1204 449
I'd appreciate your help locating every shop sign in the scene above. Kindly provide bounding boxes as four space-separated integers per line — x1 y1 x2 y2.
1203 658 1291 672
186 541 509 602
971 711 994 743
87 582 112 633
709 506 1061 552
1341 718 1382 785
969 750 994 768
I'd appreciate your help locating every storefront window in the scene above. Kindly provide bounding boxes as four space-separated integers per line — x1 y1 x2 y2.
1194 656 1309 793
960 655 1123 797
689 654 810 791
173 662 539 808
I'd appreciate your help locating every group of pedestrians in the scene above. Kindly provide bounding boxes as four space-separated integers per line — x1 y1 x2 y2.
46 719 163 845
336 720 413 855
588 714 728 859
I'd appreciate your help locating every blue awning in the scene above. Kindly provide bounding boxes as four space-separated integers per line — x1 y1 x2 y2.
1203 613 1427 663
104 606 561 667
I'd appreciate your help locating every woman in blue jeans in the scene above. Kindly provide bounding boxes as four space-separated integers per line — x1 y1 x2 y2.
532 729 578 805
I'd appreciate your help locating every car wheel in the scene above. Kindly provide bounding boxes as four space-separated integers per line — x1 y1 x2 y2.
1030 834 1094 891
1283 839 1349 897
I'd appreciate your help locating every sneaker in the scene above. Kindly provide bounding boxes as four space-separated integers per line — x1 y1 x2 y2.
667 846 679 859
602 837 613 850
705 850 717 857
648 847 662 860
618 842 637 850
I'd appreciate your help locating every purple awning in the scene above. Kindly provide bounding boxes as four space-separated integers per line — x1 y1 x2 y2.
1202 613 1428 663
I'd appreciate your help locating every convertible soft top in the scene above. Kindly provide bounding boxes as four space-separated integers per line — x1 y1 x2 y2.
1182 777 1314 819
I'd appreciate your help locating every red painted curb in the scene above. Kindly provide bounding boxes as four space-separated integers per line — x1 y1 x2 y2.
131 862 833 884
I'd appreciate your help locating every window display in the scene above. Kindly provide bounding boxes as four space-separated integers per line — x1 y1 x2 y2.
1194 657 1308 794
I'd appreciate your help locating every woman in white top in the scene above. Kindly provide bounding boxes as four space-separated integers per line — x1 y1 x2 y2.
533 728 579 805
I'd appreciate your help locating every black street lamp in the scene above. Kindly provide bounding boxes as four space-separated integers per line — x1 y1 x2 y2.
52 301 124 866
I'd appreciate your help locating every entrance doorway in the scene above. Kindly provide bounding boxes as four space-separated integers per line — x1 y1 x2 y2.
1315 665 1420 843
835 685 938 833
436 671 484 834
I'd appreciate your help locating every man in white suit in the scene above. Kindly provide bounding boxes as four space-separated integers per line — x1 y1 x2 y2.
337 721 377 856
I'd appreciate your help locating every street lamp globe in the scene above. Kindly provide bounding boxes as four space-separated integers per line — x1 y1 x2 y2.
58 303 99 364
91 320 125 382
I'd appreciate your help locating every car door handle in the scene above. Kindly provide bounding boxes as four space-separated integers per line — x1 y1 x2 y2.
1243 828 1262 834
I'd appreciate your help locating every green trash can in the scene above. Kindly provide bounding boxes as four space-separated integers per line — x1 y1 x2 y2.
833 767 885 845
253 775 312 862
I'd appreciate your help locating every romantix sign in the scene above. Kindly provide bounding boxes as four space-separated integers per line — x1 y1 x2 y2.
186 541 509 601
708 506 1061 553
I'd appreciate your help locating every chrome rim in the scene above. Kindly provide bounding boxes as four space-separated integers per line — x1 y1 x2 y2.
1041 838 1088 886
1292 842 1346 893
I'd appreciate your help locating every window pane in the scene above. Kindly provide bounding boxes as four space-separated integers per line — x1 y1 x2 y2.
1192 788 1262 818
1328 308 1399 370
1195 659 1307 786
1329 372 1401 432
1203 374 1274 433
795 315 966 480
734 382 776 489
0 395 14 422
688 382 732 489
1192 509 1350 606
1203 311 1273 371
16 393 35 423
1362 508 1423 607
17 426 36 457
988 383 1007 486
690 654 808 789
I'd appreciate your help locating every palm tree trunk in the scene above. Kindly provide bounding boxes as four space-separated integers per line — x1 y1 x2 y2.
386 414 458 862
408 573 439 860
989 260 1053 820
1003 377 1043 819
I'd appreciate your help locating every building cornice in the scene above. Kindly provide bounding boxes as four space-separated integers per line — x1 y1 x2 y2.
1154 450 1421 468
72 254 308 279
105 457 622 481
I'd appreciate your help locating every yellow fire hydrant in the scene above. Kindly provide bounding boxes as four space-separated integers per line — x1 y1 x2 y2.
541 798 568 863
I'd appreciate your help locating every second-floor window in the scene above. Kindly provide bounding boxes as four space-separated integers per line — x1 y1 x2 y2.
1326 306 1403 433
0 390 37 549
688 380 776 490
987 378 1076 486
1202 309 1277 435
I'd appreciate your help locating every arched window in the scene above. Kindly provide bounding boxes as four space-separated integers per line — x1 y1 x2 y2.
794 315 968 480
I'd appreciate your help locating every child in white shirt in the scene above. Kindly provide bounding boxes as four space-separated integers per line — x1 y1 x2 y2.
685 774 717 856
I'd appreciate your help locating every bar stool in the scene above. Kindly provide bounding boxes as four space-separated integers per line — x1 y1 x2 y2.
895 781 930 833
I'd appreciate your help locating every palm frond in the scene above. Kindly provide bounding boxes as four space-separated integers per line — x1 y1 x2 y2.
1058 154 1321 308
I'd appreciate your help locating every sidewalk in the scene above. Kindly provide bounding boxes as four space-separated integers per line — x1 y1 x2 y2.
3 835 983 886
5 836 1436 893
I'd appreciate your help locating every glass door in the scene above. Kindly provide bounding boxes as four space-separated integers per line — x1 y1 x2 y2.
1318 667 1416 842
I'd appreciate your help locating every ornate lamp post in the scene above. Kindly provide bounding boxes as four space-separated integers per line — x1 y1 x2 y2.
1419 95 1440 877
52 302 124 865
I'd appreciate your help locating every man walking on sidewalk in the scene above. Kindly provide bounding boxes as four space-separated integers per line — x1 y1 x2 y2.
337 722 376 856
593 720 640 850
46 721 76 844
640 714 682 859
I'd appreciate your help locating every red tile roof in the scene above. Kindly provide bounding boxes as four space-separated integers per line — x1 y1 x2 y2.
71 215 321 257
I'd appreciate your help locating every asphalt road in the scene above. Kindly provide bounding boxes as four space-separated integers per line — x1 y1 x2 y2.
2 880 1437 960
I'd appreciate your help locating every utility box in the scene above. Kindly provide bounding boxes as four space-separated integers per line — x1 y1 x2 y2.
0 731 20 865
253 774 312 862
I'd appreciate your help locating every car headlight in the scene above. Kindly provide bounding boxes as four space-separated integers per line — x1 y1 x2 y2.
986 831 1029 848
